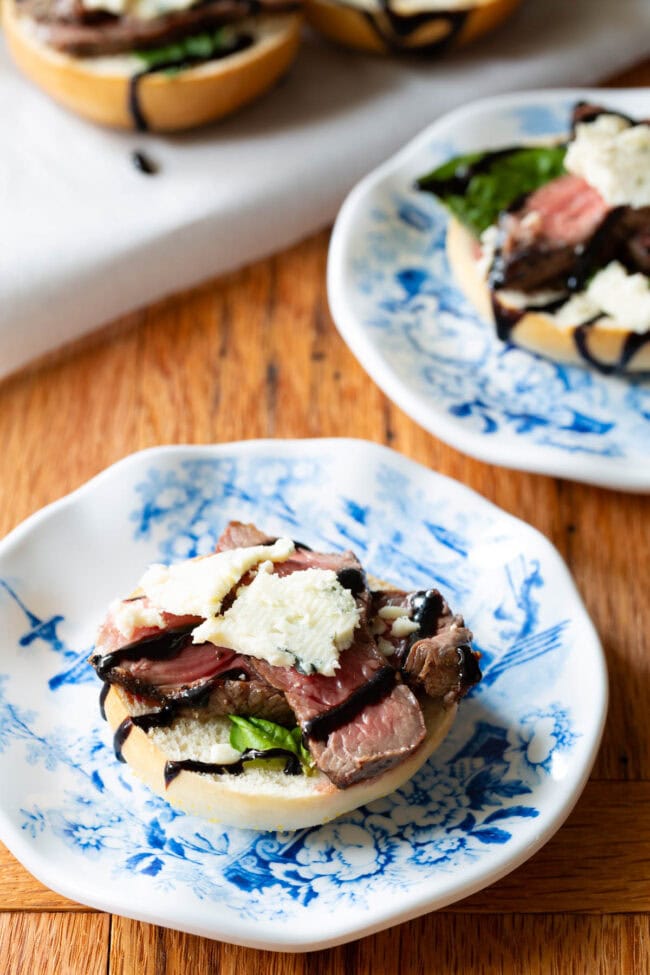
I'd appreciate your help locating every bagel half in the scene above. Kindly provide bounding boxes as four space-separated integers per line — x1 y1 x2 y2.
304 0 520 57
447 216 650 374
104 682 456 831
3 1 302 131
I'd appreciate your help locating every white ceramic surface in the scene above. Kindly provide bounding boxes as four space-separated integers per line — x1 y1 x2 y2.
328 89 650 491
0 440 606 949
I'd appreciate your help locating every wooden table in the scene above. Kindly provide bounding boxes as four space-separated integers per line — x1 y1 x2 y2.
1 59 649 975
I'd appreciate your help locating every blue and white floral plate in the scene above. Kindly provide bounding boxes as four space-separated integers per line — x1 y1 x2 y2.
328 89 650 491
0 439 606 950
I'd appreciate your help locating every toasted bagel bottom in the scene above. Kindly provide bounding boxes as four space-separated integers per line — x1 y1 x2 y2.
304 0 520 56
105 683 456 831
3 2 302 131
447 216 650 374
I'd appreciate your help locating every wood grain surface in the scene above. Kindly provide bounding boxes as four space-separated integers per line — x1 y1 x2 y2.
1 58 649 975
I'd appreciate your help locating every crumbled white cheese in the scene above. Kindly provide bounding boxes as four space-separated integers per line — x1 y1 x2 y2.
554 261 650 333
377 638 396 658
194 568 360 676
391 616 420 638
110 598 164 640
565 113 650 207
477 224 500 279
371 617 388 636
139 538 294 619
204 743 242 765
81 0 198 21
378 605 407 620
498 287 566 310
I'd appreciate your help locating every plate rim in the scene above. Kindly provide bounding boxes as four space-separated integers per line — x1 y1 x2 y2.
0 438 608 950
328 87 650 492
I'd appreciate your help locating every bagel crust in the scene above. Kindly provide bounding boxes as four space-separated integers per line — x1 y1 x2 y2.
447 216 650 374
3 1 302 131
304 0 520 56
104 683 457 830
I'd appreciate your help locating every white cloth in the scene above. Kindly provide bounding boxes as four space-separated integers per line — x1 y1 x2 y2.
0 0 648 379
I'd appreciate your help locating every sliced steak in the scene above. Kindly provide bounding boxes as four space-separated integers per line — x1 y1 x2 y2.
252 628 391 724
94 596 201 657
490 174 610 292
216 521 367 585
91 593 293 719
215 521 274 550
252 612 427 787
178 676 295 724
307 684 426 789
371 587 480 704
24 0 297 56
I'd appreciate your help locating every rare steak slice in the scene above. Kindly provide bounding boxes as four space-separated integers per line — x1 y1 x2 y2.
490 174 610 292
91 594 292 720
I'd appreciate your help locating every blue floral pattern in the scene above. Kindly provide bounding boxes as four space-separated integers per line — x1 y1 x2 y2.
332 94 650 484
0 444 603 943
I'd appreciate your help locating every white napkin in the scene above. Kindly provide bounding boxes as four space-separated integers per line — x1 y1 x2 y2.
1 0 648 379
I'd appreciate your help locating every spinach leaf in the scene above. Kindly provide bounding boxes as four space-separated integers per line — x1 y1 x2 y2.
229 715 315 773
135 28 227 71
417 146 567 237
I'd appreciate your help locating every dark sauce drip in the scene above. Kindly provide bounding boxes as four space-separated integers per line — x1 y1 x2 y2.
293 539 313 551
164 748 301 787
364 4 468 56
491 293 567 343
92 624 195 679
457 644 482 688
574 319 650 376
302 666 396 742
336 567 366 597
99 682 110 721
131 150 158 175
113 705 176 761
566 206 627 294
409 589 444 639
128 33 254 132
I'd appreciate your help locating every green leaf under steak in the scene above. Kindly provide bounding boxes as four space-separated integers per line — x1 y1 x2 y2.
417 145 567 237
228 715 315 773
135 28 229 71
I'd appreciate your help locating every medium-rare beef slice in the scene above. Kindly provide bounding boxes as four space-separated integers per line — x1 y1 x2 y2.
91 594 293 719
252 628 388 723
307 684 426 789
490 174 610 292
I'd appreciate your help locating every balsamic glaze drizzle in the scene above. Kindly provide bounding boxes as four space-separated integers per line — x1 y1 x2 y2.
91 623 196 679
364 4 468 55
336 567 367 597
164 748 301 787
408 589 444 640
573 320 650 375
131 150 158 175
99 682 110 721
301 666 396 742
457 644 482 688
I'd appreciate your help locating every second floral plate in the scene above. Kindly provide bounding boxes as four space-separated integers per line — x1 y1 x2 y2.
328 88 650 491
